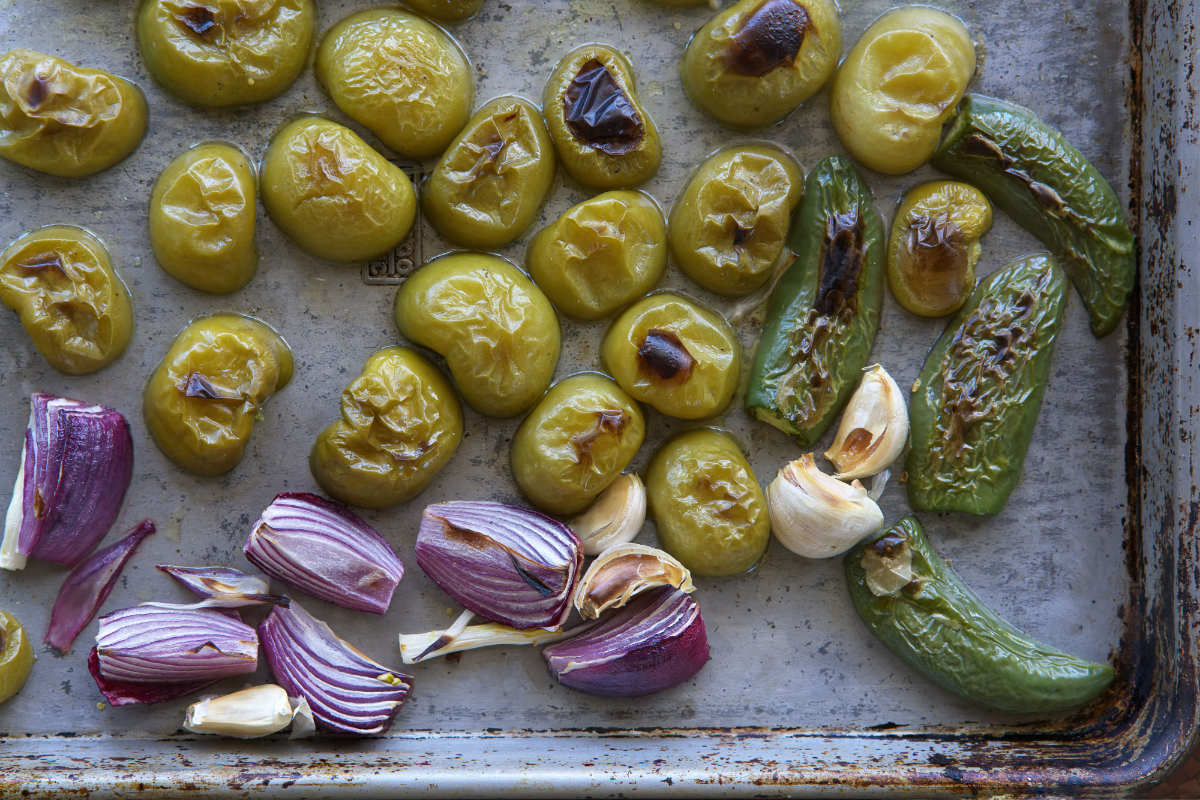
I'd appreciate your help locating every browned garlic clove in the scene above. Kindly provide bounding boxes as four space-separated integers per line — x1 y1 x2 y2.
766 454 883 559
573 542 694 619
824 364 908 480
568 474 646 556
183 684 295 739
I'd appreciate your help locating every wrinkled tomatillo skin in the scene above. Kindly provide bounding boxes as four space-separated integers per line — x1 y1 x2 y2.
543 44 662 189
601 293 740 420
0 49 147 177
394 253 561 418
311 347 463 509
150 142 258 294
260 116 416 263
645 429 769 577
423 95 556 250
0 226 132 375
402 0 483 22
669 144 804 296
136 0 315 108
511 374 646 515
144 313 293 476
680 0 841 129
317 8 473 160
527 190 666 320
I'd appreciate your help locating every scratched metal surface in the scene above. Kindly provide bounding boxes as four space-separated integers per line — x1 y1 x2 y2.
0 0 1195 796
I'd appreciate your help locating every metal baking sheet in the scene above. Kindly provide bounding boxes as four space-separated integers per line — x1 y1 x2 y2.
0 0 1195 795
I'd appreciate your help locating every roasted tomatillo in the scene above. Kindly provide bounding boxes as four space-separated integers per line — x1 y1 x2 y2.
0 611 33 704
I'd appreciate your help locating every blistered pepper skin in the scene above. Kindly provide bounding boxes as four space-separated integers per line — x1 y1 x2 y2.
645 430 769 577
543 45 662 189
150 143 258 295
511 374 646 515
144 314 293 476
423 96 556 250
669 145 804 296
137 0 315 108
601 293 740 420
0 226 133 375
932 95 1136 337
0 610 33 705
527 190 667 320
260 117 416 263
402 0 483 22
317 8 473 160
0 49 147 177
845 518 1114 713
906 254 1067 515
680 0 841 129
311 347 463 509
745 155 884 446
394 253 561 418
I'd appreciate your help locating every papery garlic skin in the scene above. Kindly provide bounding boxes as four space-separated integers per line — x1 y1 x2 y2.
569 474 646 556
767 454 883 559
184 684 293 739
824 365 908 480
573 542 693 619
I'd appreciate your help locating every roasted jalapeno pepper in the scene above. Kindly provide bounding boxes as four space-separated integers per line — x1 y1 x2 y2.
0 610 33 704
317 8 473 160
0 226 132 375
260 116 417 263
602 292 740 420
543 44 662 189
402 0 483 22
423 95 556 250
137 0 315 107
511 374 645 515
932 94 1136 337
845 517 1115 713
311 347 463 509
645 429 769 577
527 190 667 320
680 0 841 129
906 254 1067 515
887 181 992 318
144 314 293 476
149 142 258 295
669 144 804 296
745 155 884 446
394 253 560 418
0 49 147 177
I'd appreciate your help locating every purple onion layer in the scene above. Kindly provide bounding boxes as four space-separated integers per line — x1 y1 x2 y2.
155 564 288 608
87 648 220 707
95 605 258 683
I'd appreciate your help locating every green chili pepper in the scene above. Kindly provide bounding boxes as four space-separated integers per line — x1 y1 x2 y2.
907 254 1067 514
932 94 1135 337
845 517 1114 713
745 155 884 446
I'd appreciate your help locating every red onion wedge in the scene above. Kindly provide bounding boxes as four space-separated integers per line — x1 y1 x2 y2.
244 493 404 614
154 564 288 609
87 647 221 707
259 602 413 736
415 501 583 630
543 587 710 697
45 520 155 653
95 606 258 683
1 394 133 570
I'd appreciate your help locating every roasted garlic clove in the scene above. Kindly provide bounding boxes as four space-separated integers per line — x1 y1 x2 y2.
767 454 883 558
824 365 909 480
183 684 294 739
573 542 694 619
568 474 647 556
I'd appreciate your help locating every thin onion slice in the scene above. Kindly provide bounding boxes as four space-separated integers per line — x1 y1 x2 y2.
154 564 288 609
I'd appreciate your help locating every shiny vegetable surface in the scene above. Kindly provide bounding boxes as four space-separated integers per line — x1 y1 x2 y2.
680 0 841 129
645 430 769 577
423 95 556 249
136 0 315 107
144 314 293 476
932 94 1136 337
149 142 258 294
846 517 1114 712
543 44 661 189
669 144 803 296
830 7 975 175
602 293 739 420
0 49 147 177
310 347 463 509
402 0 483 22
394 253 560 417
317 8 473 160
527 190 666 319
887 181 992 317
906 254 1067 515
0 610 33 704
260 116 416 263
511 374 645 515
0 225 132 375
745 155 884 445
